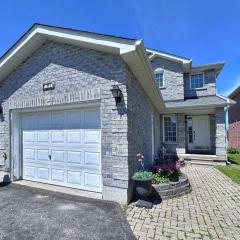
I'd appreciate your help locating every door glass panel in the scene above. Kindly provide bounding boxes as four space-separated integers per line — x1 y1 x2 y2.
187 117 193 144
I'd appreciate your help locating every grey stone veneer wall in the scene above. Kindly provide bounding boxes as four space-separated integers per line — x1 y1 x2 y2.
127 69 161 177
215 108 227 161
210 114 216 154
184 69 216 98
149 57 184 101
0 41 132 203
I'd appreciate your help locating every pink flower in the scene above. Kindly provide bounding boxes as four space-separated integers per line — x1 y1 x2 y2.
136 153 141 158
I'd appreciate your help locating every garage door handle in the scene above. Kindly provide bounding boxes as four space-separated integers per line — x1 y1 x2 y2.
48 155 51 160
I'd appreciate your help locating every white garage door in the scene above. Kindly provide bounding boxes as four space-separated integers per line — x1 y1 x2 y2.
22 107 102 192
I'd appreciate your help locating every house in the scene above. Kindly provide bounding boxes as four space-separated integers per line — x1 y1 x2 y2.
0 24 234 203
228 86 240 147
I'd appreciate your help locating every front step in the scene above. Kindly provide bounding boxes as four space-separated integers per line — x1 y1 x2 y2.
180 154 224 166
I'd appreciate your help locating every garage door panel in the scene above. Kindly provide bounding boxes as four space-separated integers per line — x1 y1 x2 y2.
51 150 65 162
23 131 35 143
66 131 81 143
84 152 101 166
22 107 102 192
37 149 50 161
51 169 65 182
83 110 100 128
51 131 65 143
37 167 50 180
37 131 49 143
84 172 101 189
24 148 35 160
36 112 50 128
66 110 82 127
67 151 82 164
51 111 65 127
67 171 81 184
22 113 35 129
24 166 36 178
84 130 100 144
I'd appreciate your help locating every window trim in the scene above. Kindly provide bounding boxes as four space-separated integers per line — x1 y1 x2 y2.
154 69 165 89
190 72 205 89
163 115 177 144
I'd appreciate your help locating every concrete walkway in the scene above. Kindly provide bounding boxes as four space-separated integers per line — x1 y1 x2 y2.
126 165 240 240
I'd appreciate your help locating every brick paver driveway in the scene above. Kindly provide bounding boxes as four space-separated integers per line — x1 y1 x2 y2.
126 165 240 240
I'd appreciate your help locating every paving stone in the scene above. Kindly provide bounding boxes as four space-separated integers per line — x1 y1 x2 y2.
126 165 240 239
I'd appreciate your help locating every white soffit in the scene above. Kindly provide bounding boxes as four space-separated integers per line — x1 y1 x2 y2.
122 42 165 112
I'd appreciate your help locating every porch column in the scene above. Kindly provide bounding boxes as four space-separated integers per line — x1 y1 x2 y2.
177 114 186 155
215 108 227 161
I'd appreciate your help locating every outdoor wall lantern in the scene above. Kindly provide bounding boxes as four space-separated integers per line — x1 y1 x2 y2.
110 85 122 103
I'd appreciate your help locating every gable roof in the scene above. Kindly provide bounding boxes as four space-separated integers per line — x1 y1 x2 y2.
228 86 240 99
0 23 164 111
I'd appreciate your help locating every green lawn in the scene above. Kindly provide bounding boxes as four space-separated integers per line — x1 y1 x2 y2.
216 165 240 184
228 154 240 165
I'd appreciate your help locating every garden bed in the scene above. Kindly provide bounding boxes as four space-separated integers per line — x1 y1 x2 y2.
152 173 191 199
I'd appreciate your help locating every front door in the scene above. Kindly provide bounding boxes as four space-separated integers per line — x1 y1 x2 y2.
187 115 210 152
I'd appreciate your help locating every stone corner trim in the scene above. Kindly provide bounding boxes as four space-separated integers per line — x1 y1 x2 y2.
7 88 101 110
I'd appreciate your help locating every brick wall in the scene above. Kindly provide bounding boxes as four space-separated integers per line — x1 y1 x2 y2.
149 57 184 101
228 93 240 147
215 108 227 160
0 41 131 202
127 69 161 175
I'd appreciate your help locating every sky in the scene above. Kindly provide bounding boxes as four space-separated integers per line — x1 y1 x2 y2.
0 0 240 96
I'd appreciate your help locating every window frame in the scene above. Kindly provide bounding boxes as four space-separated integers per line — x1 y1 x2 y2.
190 72 205 89
154 69 165 89
163 115 177 144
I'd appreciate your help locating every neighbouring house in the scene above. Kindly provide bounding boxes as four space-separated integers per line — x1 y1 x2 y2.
228 86 240 147
0 24 234 203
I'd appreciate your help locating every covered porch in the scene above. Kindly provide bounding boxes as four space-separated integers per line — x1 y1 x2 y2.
160 106 227 165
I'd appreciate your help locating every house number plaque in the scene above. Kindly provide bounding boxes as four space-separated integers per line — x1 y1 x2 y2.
43 82 55 91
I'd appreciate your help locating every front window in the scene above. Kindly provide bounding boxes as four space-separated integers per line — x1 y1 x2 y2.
154 70 164 88
190 73 204 89
163 115 177 142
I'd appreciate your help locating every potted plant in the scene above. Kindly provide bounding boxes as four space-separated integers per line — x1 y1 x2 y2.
131 153 153 207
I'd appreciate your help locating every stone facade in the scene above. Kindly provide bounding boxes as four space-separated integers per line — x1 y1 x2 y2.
215 107 227 161
0 41 132 202
0 38 229 203
0 40 164 203
127 69 161 175
149 57 184 101
184 69 216 98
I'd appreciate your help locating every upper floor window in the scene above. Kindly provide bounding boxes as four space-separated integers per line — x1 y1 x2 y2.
154 69 164 88
190 73 204 89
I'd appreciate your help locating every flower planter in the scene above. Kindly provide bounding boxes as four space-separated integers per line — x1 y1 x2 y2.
131 176 153 200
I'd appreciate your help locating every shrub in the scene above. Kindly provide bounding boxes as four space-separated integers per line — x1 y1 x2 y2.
152 173 169 184
132 171 152 180
169 170 182 182
227 147 240 154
